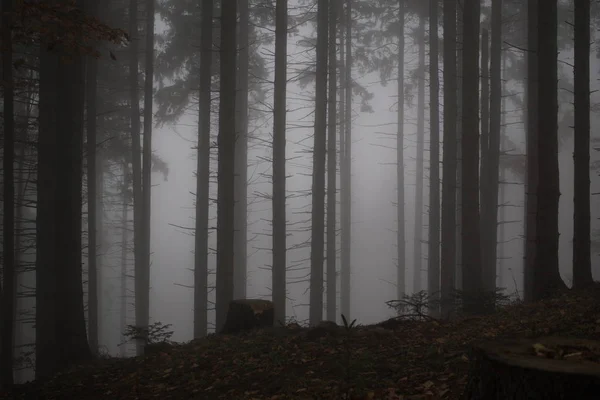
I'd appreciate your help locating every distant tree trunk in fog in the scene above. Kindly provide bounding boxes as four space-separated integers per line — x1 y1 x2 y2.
326 0 338 322
396 0 406 301
120 163 130 357
128 0 145 354
461 0 483 314
498 52 507 289
194 0 213 338
572 0 593 289
427 0 440 316
340 0 352 320
441 0 457 318
215 0 237 332
85 0 100 354
1 0 16 386
234 0 249 300
455 4 463 290
533 0 566 300
479 28 490 287
272 0 288 325
36 0 92 377
524 0 537 302
413 12 425 294
310 0 329 326
485 0 502 294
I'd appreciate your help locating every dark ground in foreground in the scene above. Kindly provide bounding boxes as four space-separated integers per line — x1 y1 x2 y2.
4 287 600 400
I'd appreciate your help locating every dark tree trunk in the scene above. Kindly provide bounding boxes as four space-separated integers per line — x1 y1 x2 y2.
272 0 288 325
533 0 566 300
194 0 213 338
455 4 463 290
479 28 490 290
120 163 129 357
215 0 237 332
326 0 337 322
396 0 406 301
427 0 440 316
1 0 16 386
461 0 483 314
234 0 249 299
573 0 593 289
309 0 329 326
441 0 457 318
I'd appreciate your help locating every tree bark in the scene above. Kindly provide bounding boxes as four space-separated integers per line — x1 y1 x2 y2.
396 0 406 301
272 0 288 325
309 0 329 326
194 0 213 338
479 28 490 290
215 0 237 332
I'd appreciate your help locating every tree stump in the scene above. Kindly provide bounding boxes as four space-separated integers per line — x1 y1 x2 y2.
463 336 600 400
220 299 274 334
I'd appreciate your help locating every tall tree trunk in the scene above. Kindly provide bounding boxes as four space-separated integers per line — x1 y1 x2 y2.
128 0 145 354
340 0 352 319
36 0 92 378
309 0 329 326
461 0 483 314
524 0 537 302
272 0 288 325
498 50 507 289
195 0 213 338
139 0 155 354
479 28 490 287
215 0 237 332
534 0 566 300
485 0 502 294
573 0 593 289
1 0 16 386
85 0 99 354
234 0 249 299
413 12 425 294
427 0 440 315
120 163 129 357
326 0 337 322
455 3 463 290
441 0 457 319
396 0 406 301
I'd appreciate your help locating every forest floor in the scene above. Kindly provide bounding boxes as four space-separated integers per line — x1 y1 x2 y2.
4 286 600 400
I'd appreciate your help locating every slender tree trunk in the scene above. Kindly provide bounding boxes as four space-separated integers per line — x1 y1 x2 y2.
455 3 463 290
524 0 537 302
396 0 406 301
573 0 593 288
272 0 288 325
309 0 329 326
427 0 440 315
534 0 566 300
461 0 483 314
498 51 507 289
234 0 249 299
120 163 129 357
1 0 16 386
85 0 99 354
441 0 457 318
413 12 425 294
326 0 337 322
480 28 490 288
485 0 502 294
195 0 213 338
215 0 237 332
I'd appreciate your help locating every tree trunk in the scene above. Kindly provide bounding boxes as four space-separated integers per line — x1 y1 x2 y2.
272 0 288 325
340 0 352 320
120 163 129 357
461 0 483 314
396 0 406 301
194 0 213 338
215 0 237 333
524 0 538 303
534 0 566 301
413 12 425 294
1 0 16 386
498 51 507 289
427 0 440 316
441 0 457 319
572 0 593 289
309 0 329 326
326 0 337 322
455 4 463 291
234 0 249 300
479 28 490 290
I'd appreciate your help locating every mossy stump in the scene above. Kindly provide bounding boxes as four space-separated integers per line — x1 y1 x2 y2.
220 299 274 334
463 336 600 400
